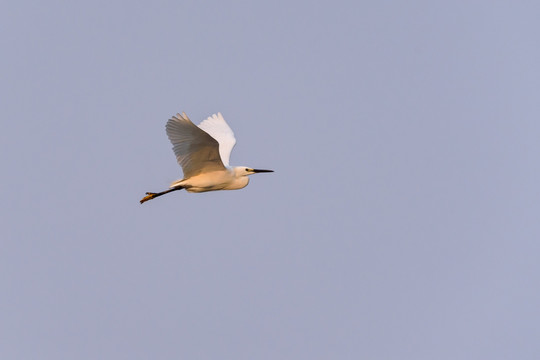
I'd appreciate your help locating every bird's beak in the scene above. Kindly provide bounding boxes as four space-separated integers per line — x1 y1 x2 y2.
252 169 274 173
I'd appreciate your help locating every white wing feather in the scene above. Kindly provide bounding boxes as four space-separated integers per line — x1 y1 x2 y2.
166 113 226 178
197 112 237 167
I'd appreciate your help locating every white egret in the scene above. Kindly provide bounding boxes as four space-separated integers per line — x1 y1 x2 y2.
140 112 273 204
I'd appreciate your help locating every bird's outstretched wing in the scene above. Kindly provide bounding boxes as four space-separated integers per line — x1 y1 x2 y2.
197 112 237 167
166 113 226 178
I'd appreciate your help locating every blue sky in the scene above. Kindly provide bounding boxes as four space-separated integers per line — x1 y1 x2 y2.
2 1 540 359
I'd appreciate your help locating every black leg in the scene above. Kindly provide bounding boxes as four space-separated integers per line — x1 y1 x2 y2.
140 186 183 204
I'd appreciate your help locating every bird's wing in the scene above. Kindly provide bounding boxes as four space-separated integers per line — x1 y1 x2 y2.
197 112 237 167
166 113 226 178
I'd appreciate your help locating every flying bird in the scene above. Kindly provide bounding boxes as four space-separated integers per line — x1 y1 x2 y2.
140 112 273 204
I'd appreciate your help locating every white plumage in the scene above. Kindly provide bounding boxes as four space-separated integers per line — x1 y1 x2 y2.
140 112 273 203
197 112 236 167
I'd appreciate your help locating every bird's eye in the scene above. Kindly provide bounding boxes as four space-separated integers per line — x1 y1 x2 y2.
245 168 249 172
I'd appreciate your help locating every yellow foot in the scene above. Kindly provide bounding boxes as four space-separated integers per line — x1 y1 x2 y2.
140 192 156 204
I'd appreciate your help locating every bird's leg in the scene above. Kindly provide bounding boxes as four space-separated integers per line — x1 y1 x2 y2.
140 186 183 204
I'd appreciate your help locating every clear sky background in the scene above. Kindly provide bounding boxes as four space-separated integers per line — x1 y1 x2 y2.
2 1 539 359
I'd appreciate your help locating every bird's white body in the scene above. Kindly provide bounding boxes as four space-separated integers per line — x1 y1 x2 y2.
140 112 272 203
170 167 249 193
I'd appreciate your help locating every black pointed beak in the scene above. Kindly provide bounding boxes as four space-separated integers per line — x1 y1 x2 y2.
252 169 274 173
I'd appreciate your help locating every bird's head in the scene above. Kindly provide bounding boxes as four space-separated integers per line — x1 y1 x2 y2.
234 166 274 177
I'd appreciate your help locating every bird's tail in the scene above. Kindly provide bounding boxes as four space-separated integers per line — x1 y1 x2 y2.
170 179 185 188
